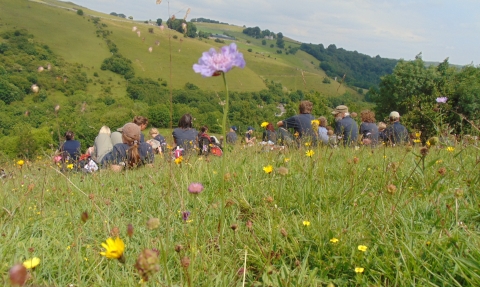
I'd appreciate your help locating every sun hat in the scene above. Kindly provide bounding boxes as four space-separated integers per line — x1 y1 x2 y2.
389 111 400 118
331 105 349 115
121 123 140 141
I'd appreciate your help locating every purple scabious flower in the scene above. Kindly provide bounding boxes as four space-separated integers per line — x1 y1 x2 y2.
193 43 246 77
436 97 448 103
182 211 191 222
188 182 204 194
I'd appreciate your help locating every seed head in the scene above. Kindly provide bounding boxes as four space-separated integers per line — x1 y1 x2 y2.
147 218 160 230
127 224 134 237
387 184 397 194
420 147 429 156
181 256 190 268
135 249 160 282
110 227 120 237
9 264 27 286
81 211 89 223
175 244 183 253
230 224 238 231
438 167 447 176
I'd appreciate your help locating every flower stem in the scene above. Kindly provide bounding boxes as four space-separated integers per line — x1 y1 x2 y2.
219 72 229 256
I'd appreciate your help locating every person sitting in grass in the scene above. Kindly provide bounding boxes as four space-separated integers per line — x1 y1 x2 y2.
132 115 149 143
59 130 81 162
101 123 154 171
332 105 358 147
226 126 238 144
172 113 198 152
261 122 277 145
385 111 410 146
91 126 113 163
277 100 317 146
359 110 379 147
148 127 167 154
245 126 256 146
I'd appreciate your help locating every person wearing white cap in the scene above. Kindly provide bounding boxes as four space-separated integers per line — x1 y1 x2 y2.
385 111 409 145
332 105 358 146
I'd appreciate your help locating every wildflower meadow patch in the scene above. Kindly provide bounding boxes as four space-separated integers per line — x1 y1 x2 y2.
1 142 479 286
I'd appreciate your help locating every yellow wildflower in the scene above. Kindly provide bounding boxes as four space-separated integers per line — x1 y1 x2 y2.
358 245 368 252
302 221 310 226
261 122 269 128
23 257 40 269
284 158 290 163
415 132 421 138
446 146 455 152
330 238 339 244
263 165 273 174
355 267 364 273
67 164 74 169
174 156 183 164
305 150 314 157
305 142 311 147
17 160 25 166
100 237 125 262
311 119 320 126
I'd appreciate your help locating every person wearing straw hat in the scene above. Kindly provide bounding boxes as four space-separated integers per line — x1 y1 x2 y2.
332 105 358 146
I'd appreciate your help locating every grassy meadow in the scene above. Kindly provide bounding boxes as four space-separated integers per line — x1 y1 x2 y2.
1 142 480 286
0 0 357 96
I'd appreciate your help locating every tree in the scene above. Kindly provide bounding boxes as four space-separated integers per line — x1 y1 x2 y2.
118 13 126 18
276 38 284 49
110 12 118 16
156 18 162 26
128 16 133 20
76 9 84 16
261 39 266 45
277 32 283 39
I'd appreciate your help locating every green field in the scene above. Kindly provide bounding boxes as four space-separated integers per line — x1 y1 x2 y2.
0 0 357 97
1 143 479 286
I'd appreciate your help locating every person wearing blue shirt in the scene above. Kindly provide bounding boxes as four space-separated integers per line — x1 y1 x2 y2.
332 105 359 146
60 131 81 161
277 100 317 146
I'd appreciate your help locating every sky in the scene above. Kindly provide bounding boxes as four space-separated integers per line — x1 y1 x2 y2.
63 0 479 65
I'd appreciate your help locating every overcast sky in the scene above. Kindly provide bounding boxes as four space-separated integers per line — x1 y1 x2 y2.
64 0 479 65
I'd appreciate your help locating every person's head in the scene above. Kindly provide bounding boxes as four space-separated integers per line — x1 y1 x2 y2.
99 126 111 135
351 112 358 118
378 122 387 131
360 110 376 123
331 105 348 118
230 126 237 133
178 114 193 129
266 123 275 132
121 123 141 167
133 116 149 130
247 126 254 134
299 101 313 114
200 125 208 133
389 111 400 122
65 131 74 140
149 128 159 138
318 116 327 127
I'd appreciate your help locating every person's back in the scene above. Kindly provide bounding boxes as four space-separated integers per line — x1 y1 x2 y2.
94 126 113 163
386 122 409 145
226 126 238 144
360 122 379 146
335 116 359 146
102 142 154 166
173 114 198 151
385 112 409 146
60 131 81 161
110 131 123 146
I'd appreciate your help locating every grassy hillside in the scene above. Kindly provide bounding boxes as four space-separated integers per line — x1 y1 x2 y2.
0 0 357 96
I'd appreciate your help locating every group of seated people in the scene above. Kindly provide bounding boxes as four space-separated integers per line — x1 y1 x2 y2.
58 104 412 171
238 101 411 149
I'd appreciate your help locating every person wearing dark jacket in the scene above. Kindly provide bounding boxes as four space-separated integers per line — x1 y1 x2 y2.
332 105 358 146
60 131 81 161
385 111 409 146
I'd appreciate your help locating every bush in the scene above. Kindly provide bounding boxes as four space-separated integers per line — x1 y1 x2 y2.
247 48 252 52
76 9 84 16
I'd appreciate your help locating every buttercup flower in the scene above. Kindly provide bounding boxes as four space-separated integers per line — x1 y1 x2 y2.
261 122 269 128
311 119 319 126
358 245 368 252
188 182 204 194
355 267 364 273
174 156 183 164
436 97 448 103
446 146 455 152
23 257 40 269
67 164 74 169
284 158 290 163
193 43 246 77
17 160 24 166
330 238 339 244
305 150 314 157
100 237 125 262
302 221 310 226
263 165 273 174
